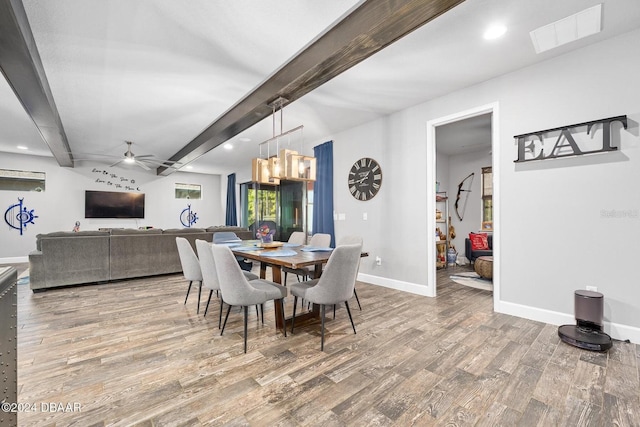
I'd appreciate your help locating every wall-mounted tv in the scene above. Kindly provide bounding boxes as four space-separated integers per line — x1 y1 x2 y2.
85 190 145 219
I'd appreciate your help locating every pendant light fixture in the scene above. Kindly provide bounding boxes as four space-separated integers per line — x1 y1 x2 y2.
251 97 315 184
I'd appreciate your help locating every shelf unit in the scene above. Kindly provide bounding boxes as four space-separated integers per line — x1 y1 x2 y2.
435 191 449 268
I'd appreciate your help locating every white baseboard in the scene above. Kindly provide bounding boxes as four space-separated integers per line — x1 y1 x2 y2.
0 256 28 264
357 273 432 296
356 280 640 344
496 300 640 345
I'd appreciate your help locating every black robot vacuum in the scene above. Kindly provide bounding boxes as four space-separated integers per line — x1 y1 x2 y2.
558 290 612 351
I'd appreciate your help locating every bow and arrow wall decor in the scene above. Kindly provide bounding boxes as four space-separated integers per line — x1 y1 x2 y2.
454 172 474 221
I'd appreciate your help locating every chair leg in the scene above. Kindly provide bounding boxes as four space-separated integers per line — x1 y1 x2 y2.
333 304 336 319
243 306 248 353
284 271 288 285
184 281 193 304
345 301 356 335
204 290 213 317
280 299 287 337
197 282 202 314
221 304 232 336
255 305 259 319
260 304 264 324
321 304 326 351
354 288 362 310
218 298 224 329
291 296 298 333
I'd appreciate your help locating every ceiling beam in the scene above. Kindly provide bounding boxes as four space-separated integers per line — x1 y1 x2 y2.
0 0 73 167
158 0 465 175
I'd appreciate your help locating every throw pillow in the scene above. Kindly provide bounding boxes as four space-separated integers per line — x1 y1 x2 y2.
469 233 489 250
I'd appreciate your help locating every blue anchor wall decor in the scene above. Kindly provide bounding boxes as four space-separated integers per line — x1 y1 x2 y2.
4 197 38 235
180 204 198 228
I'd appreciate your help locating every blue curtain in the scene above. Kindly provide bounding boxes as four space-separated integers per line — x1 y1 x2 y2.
225 173 237 226
313 141 335 247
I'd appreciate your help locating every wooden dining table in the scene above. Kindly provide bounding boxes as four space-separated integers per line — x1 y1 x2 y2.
231 243 367 329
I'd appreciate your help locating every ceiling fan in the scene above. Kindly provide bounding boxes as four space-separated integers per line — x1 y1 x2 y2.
73 141 182 171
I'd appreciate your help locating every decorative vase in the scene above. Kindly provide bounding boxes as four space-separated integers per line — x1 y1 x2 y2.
261 234 273 243
447 248 457 266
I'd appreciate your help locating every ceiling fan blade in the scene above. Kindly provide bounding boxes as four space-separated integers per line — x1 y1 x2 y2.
110 159 125 168
135 154 155 158
137 158 179 166
135 160 151 171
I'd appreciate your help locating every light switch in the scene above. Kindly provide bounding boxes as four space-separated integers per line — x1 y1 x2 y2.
363 212 368 220
338 213 346 221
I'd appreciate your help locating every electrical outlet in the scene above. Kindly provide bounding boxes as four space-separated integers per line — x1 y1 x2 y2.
586 285 598 292
375 256 382 266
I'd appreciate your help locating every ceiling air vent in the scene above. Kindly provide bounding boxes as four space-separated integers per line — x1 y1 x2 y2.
530 4 602 54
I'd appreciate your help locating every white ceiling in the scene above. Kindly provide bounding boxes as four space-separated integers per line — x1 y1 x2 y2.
2 0 640 174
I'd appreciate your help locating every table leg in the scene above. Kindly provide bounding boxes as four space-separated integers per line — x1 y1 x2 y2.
271 265 282 284
260 262 267 279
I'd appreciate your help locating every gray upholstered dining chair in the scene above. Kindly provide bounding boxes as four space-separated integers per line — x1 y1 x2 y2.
283 232 331 284
289 242 362 351
196 240 260 327
212 244 288 353
176 237 203 313
213 231 253 271
287 231 306 245
338 235 363 310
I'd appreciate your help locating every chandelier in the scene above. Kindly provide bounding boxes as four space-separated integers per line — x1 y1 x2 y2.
251 97 316 185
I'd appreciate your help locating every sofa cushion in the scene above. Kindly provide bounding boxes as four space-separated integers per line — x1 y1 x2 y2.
469 233 490 250
110 228 163 235
163 228 206 234
36 230 110 251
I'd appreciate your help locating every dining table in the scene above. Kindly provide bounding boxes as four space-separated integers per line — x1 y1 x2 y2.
230 241 368 329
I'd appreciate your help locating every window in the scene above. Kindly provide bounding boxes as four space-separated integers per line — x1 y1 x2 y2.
241 183 278 229
0 169 45 192
481 166 493 230
175 183 201 199
240 181 311 241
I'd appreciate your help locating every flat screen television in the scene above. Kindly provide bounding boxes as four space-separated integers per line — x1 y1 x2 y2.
85 190 145 219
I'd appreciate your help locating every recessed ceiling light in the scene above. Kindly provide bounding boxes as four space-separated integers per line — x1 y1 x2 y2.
223 143 233 150
17 145 28 150
484 24 507 40
238 137 251 143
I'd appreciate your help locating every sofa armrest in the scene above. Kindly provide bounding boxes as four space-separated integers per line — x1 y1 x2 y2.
465 238 472 262
28 250 45 290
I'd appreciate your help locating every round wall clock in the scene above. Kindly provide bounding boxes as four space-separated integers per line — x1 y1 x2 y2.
348 157 382 201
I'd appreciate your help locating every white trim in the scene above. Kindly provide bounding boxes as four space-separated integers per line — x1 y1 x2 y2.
0 256 28 264
357 273 431 296
497 300 640 345
426 102 500 305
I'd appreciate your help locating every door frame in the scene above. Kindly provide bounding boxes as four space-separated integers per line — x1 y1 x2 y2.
425 102 500 307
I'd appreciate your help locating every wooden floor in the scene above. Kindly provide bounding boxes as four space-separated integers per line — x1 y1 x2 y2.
15 265 640 426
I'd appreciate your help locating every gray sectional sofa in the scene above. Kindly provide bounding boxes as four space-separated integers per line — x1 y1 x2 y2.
28 226 253 291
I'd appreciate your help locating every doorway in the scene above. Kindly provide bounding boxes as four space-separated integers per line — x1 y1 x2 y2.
426 103 500 307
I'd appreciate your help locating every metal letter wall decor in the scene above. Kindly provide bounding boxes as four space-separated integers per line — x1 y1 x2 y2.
514 115 627 163
180 204 198 228
4 197 38 235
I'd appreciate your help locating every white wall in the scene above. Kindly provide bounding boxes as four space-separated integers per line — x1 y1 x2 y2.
0 153 222 261
315 28 640 342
